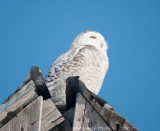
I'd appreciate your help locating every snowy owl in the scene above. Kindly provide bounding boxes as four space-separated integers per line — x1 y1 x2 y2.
45 31 109 111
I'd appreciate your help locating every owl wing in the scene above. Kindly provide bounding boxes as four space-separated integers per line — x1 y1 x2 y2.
45 46 87 84
45 45 105 112
45 46 95 111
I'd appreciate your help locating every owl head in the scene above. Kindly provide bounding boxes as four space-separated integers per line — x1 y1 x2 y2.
71 31 108 53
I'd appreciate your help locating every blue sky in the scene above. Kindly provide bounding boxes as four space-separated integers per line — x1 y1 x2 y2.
0 1 160 130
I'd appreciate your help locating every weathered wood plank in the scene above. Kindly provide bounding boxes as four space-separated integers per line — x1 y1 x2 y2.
73 93 112 131
100 103 128 131
0 66 51 117
0 66 52 128
0 80 35 114
122 121 137 131
0 74 137 131
83 102 111 131
48 117 65 130
30 66 51 100
52 108 75 131
0 96 43 131
72 93 87 131
41 99 64 131
0 122 10 131
0 81 38 127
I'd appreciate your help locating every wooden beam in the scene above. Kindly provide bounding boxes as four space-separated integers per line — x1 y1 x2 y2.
0 81 37 127
30 66 51 100
0 80 35 114
72 93 86 131
41 99 64 131
72 93 111 131
0 66 52 128
67 76 137 131
0 96 43 131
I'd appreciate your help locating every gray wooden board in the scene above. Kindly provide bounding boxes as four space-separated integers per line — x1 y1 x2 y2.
0 79 33 113
72 93 86 131
72 93 111 131
0 81 37 125
0 97 64 131
41 99 64 131
49 107 75 131
81 102 111 131
0 96 43 131
122 121 138 131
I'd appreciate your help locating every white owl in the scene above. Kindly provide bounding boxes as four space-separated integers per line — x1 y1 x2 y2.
45 31 109 111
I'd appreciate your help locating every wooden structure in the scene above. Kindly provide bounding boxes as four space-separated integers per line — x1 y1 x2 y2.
0 67 137 131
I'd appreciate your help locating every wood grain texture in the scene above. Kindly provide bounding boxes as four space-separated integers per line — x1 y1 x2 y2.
0 75 137 131
41 99 64 131
0 80 35 114
0 81 37 126
0 96 43 131
72 93 86 131
72 93 111 131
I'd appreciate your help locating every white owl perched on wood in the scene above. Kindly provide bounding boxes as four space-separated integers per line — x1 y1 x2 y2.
45 31 109 111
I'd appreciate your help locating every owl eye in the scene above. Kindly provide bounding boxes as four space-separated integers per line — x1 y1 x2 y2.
90 36 96 39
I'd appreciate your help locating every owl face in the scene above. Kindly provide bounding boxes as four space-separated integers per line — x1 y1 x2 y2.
71 31 108 52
